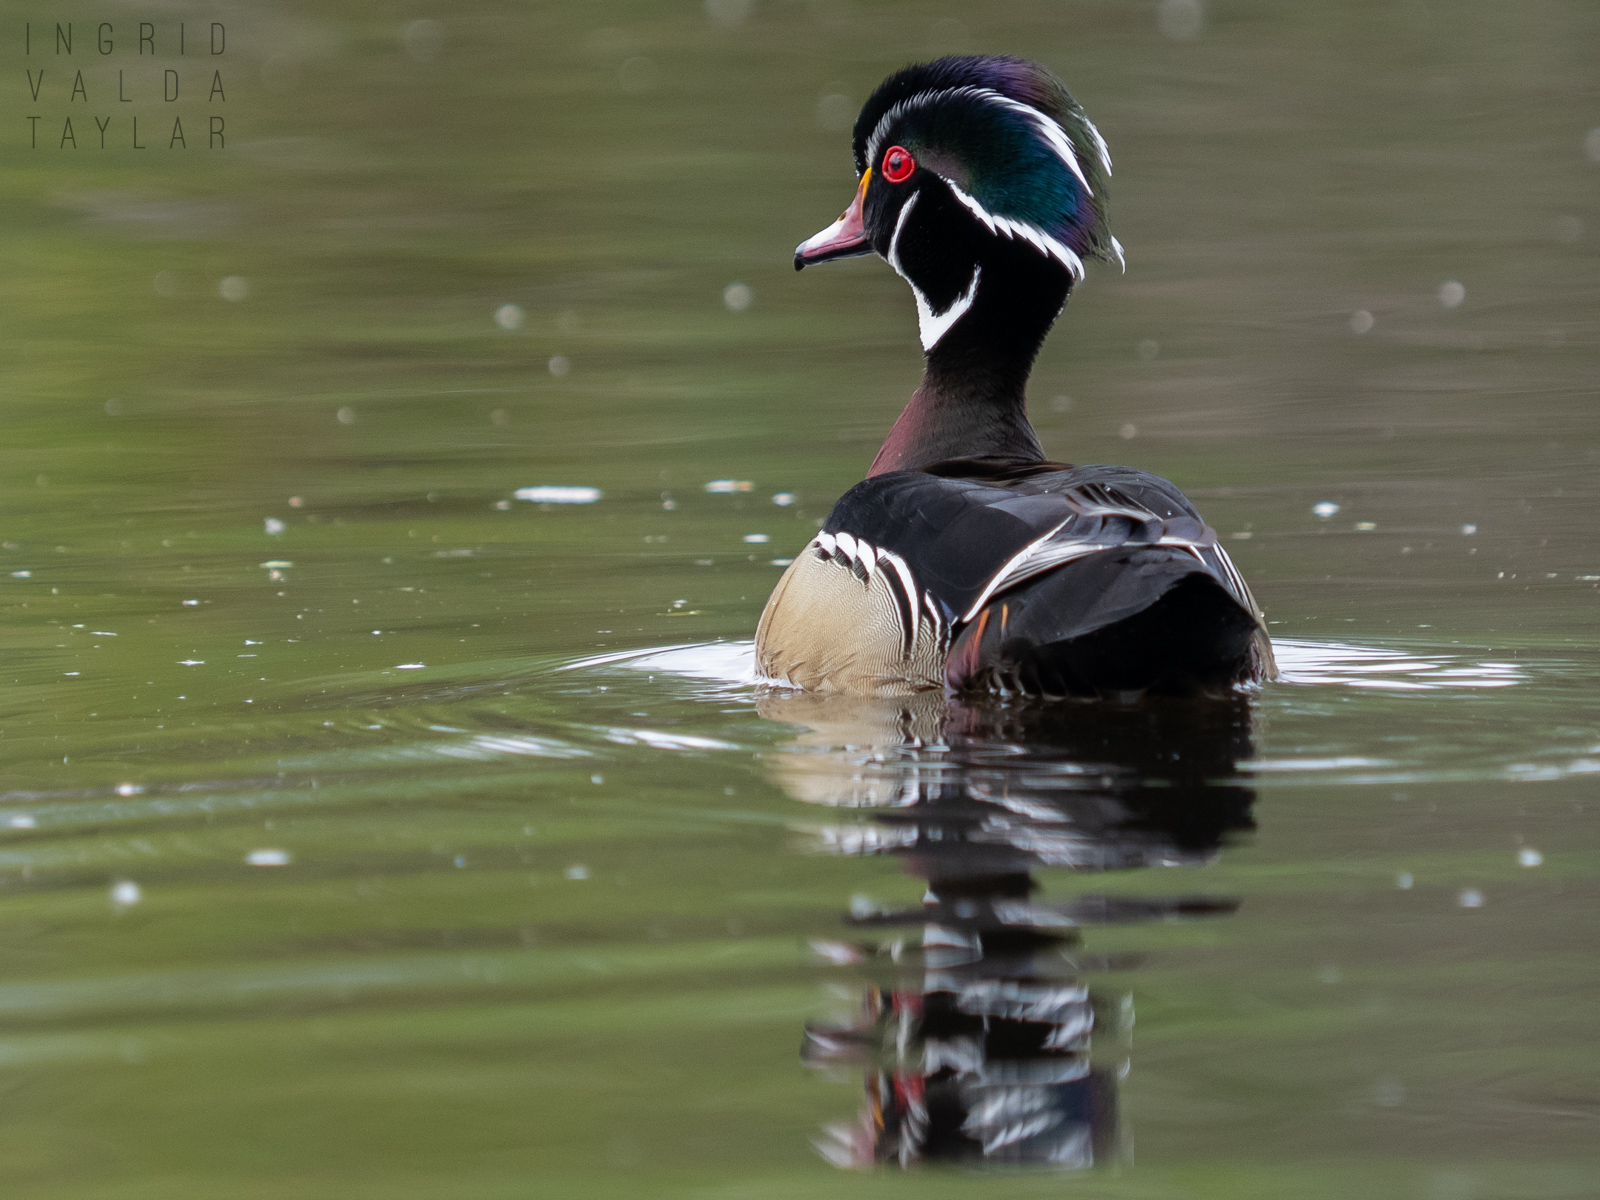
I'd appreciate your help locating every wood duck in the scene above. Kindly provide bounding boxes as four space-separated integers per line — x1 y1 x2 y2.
756 55 1275 698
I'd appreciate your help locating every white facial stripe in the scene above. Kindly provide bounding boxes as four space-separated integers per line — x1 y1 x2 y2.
885 189 981 351
978 90 1091 195
943 180 1085 280
1083 116 1113 175
943 181 997 234
866 85 1095 198
885 189 918 274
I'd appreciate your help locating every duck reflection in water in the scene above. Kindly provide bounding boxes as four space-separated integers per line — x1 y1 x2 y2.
757 691 1257 1169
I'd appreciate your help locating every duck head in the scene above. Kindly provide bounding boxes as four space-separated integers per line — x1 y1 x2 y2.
796 56 1122 361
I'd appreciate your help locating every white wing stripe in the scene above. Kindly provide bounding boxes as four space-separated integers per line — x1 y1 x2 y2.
960 518 1072 622
881 549 919 613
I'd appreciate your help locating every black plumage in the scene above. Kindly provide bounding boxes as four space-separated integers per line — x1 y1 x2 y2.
819 461 1270 695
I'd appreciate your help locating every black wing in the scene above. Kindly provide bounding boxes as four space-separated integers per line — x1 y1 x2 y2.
823 463 1258 628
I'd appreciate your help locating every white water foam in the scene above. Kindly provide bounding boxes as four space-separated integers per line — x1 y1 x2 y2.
1272 639 1524 690
574 638 1526 694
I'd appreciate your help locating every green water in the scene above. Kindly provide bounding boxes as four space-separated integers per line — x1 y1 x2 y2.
3 0 1598 1195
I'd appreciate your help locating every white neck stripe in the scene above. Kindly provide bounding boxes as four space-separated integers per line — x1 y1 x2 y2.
886 190 982 351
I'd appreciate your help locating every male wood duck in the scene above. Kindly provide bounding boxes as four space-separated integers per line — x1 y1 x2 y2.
756 55 1274 698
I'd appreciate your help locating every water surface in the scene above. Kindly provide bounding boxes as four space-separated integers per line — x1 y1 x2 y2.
2 0 1598 1196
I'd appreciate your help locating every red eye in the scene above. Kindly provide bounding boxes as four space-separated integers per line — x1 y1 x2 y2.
881 145 916 184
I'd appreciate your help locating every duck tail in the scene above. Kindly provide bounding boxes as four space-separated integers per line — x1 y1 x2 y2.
945 547 1270 698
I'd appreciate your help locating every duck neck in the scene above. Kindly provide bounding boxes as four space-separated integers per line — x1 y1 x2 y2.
868 247 1068 477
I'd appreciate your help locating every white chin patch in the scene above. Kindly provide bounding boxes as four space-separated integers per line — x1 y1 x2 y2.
910 265 980 351
886 190 981 352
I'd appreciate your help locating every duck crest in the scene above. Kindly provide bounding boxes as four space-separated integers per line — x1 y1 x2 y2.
853 55 1122 274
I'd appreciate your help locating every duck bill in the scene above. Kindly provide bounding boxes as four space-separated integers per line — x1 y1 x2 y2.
794 171 872 270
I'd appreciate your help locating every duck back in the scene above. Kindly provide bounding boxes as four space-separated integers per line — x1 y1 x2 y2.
755 459 1274 698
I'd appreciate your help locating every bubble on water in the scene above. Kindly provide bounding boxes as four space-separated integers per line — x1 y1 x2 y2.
396 662 426 670
618 56 659 92
514 485 601 504
1457 888 1484 908
246 848 291 867
337 406 357 426
1461 523 1477 535
178 659 204 666
815 92 854 131
1313 502 1340 518
849 894 885 919
743 533 769 543
1119 423 1138 439
116 783 144 797
1350 309 1374 334
400 18 445 62
493 498 511 510
153 271 179 297
104 397 123 415
1396 872 1413 889
110 879 142 908
288 496 304 508
771 492 795 506
705 479 753 493
264 517 286 535
591 774 604 785
1585 127 1600 164
771 558 793 566
454 855 467 868
1438 280 1466 308
723 282 753 311
811 939 864 966
1372 1079 1405 1107
1136 339 1159 361
705 0 753 26
565 864 590 880
1518 847 1543 867
1157 0 1204 40
1355 521 1377 531
11 570 30 578
8 814 36 829
494 303 524 331
548 355 572 377
219 275 249 302
260 560 292 569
